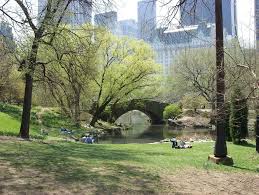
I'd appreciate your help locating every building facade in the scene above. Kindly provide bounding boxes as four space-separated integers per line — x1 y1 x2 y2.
153 23 216 75
94 11 118 34
138 0 156 42
180 0 237 36
118 19 138 38
0 22 13 41
38 0 92 26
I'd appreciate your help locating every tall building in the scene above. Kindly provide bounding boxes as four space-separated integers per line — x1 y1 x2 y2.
138 0 156 42
180 0 237 36
118 19 138 38
66 0 92 25
94 11 118 33
38 0 92 26
0 22 13 41
153 23 216 75
255 0 259 49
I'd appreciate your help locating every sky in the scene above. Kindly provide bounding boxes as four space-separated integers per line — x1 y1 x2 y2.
2 0 256 46
116 0 139 20
109 0 256 47
116 0 256 47
236 0 255 47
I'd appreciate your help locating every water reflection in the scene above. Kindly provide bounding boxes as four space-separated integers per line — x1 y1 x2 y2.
99 110 215 144
100 124 215 144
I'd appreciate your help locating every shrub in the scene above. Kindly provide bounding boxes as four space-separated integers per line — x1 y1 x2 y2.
225 102 232 141
240 99 248 139
229 87 248 144
163 103 182 119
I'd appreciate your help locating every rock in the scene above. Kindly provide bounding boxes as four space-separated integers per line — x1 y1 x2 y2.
176 116 211 129
168 119 184 128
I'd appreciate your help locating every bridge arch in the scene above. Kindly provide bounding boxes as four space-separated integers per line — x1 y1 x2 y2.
102 100 169 125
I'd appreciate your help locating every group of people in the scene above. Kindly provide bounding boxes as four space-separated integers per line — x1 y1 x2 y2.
81 135 95 144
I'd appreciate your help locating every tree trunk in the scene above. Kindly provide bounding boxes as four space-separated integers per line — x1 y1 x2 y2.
214 0 228 157
74 94 80 128
19 73 33 138
90 112 99 127
90 101 110 126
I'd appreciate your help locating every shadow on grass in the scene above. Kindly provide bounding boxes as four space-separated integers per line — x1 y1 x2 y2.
232 165 257 172
0 142 161 194
238 142 256 148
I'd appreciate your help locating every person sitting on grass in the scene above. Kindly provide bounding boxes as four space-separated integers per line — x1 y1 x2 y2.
85 135 94 144
170 138 177 148
170 138 192 149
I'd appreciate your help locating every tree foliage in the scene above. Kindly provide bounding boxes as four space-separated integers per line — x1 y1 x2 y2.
0 36 24 104
90 31 161 126
37 25 99 126
229 87 249 144
171 40 257 109
163 103 182 120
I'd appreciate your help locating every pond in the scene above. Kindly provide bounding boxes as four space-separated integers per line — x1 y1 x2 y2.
99 110 215 144
99 124 215 144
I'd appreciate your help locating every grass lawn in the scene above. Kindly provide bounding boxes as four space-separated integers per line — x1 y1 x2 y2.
0 103 258 194
0 103 85 139
0 138 258 194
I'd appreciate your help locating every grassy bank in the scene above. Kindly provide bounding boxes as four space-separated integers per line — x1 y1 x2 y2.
0 139 258 194
0 103 84 139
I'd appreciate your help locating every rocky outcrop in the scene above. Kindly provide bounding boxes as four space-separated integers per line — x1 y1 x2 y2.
168 116 211 129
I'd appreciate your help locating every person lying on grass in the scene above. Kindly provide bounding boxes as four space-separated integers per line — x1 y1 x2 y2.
170 138 192 149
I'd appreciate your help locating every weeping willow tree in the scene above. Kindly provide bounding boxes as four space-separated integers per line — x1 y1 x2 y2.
89 32 161 126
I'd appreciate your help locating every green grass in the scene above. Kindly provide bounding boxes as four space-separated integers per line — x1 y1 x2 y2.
0 140 258 194
0 103 86 139
0 112 41 137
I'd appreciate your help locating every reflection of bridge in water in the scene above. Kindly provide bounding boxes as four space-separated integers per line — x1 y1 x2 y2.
101 99 169 125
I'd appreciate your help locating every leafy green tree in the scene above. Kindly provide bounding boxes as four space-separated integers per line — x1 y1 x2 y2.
0 36 24 104
0 0 113 138
90 32 161 126
240 99 249 139
37 25 99 127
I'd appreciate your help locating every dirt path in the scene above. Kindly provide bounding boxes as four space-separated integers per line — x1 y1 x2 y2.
0 160 258 195
162 169 259 195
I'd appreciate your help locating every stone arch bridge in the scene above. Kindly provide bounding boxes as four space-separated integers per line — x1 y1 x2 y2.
100 99 169 125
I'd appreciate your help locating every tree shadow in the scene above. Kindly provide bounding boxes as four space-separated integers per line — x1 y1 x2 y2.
238 142 256 148
232 165 258 172
0 142 162 194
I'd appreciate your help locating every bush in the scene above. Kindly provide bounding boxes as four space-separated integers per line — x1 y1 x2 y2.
229 87 248 144
225 102 232 141
163 103 182 119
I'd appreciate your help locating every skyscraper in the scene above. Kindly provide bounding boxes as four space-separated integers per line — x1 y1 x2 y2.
138 0 156 42
0 22 13 41
118 19 138 38
38 0 92 26
94 11 118 33
180 0 236 36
